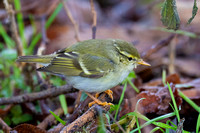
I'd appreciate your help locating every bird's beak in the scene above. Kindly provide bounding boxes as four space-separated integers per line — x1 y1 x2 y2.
138 59 151 66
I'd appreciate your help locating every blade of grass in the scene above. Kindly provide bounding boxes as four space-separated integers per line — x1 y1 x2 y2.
166 120 177 127
196 113 200 133
167 83 180 122
127 79 139 93
114 82 127 120
150 127 165 133
0 23 14 48
162 69 166 86
49 110 66 125
59 94 68 115
130 112 176 132
178 90 200 113
28 3 63 53
14 0 27 49
136 116 141 133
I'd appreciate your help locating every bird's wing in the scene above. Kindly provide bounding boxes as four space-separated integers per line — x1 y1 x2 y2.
37 51 115 78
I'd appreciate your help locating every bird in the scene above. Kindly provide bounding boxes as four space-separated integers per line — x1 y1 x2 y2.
17 39 150 106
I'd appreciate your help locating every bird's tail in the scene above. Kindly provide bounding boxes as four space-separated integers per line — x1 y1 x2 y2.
16 55 55 64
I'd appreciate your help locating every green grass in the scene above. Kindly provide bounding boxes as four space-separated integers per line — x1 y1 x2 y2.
167 82 180 122
28 3 63 53
14 0 27 49
114 82 127 120
178 90 200 133
162 69 166 86
59 94 68 115
97 109 107 133
150 127 165 133
49 110 66 125
0 23 15 48
122 71 139 93
196 113 200 133
178 90 200 113
130 112 176 132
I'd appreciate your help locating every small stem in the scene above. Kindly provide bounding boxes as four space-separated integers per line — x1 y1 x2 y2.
90 0 97 39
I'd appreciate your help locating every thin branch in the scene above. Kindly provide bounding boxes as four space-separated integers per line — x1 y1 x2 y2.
60 0 80 42
109 113 126 133
141 34 175 59
48 123 65 133
0 85 76 105
90 0 97 39
0 118 11 133
168 34 177 74
3 0 23 56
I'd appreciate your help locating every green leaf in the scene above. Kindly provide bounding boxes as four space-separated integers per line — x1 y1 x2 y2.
161 0 180 30
188 0 198 24
11 105 22 116
12 114 32 125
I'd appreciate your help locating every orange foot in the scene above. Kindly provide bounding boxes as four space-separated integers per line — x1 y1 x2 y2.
88 100 113 107
86 91 114 107
104 89 113 101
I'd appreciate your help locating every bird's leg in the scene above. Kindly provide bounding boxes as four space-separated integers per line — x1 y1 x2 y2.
95 90 113 101
86 92 113 107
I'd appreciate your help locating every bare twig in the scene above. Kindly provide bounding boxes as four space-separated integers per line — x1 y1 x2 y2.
90 0 97 39
168 34 177 74
74 91 82 108
60 0 80 42
109 113 126 133
61 93 111 132
3 0 23 56
141 34 175 59
61 105 110 132
48 123 65 133
0 85 76 105
0 118 11 133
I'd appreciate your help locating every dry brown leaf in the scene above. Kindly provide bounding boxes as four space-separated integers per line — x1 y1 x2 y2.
11 124 46 133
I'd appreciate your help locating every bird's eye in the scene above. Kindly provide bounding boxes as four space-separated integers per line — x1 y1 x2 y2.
128 57 137 61
128 57 133 61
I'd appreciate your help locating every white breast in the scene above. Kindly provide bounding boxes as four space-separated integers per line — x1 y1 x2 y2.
66 63 135 92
